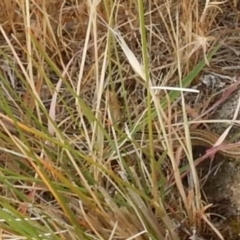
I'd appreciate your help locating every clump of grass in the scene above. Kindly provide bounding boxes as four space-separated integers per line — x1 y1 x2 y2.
0 0 238 239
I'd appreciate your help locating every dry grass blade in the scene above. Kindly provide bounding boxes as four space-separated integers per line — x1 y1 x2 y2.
0 0 238 239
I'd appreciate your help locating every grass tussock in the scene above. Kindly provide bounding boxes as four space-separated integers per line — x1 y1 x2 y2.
0 0 239 239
